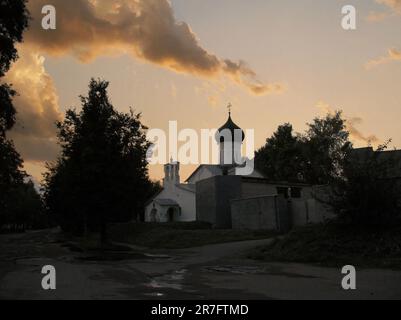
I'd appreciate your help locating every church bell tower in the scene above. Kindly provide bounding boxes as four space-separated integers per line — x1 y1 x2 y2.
215 104 245 173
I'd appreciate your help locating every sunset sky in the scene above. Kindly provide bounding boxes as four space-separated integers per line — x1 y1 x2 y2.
5 0 401 183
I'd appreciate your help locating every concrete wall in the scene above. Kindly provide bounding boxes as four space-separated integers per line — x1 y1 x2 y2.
196 175 242 228
196 175 334 231
231 196 334 232
231 195 290 232
240 180 277 199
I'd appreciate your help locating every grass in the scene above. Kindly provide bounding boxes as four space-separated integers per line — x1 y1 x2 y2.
109 221 277 249
248 222 401 269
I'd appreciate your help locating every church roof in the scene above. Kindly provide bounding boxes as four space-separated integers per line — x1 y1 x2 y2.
185 164 223 183
216 113 245 143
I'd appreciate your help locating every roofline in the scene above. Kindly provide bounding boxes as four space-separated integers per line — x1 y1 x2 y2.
176 184 196 193
144 188 164 206
185 164 220 182
240 176 312 187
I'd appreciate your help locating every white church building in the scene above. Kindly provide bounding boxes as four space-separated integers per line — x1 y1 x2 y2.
144 112 263 223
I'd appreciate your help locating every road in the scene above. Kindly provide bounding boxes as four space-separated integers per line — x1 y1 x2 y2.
1 229 400 300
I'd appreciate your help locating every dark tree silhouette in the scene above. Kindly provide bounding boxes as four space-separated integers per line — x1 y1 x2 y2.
0 0 29 77
0 0 40 232
255 123 305 182
256 111 352 185
44 79 155 242
0 0 29 134
302 111 352 185
328 142 401 227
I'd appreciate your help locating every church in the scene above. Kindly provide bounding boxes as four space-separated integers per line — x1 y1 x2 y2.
144 111 333 230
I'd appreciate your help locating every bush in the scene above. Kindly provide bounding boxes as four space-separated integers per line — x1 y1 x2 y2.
327 143 401 228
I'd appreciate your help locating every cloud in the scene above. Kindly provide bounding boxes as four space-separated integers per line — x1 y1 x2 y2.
366 0 401 22
316 101 380 145
346 117 380 145
376 0 401 12
4 46 62 163
365 48 401 69
366 11 389 22
207 95 219 107
25 0 282 96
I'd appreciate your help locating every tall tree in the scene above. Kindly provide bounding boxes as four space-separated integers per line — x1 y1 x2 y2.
44 79 154 242
256 111 352 185
302 111 352 184
255 124 305 182
0 0 32 230
0 0 29 135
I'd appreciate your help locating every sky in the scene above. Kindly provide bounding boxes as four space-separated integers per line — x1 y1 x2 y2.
5 0 401 183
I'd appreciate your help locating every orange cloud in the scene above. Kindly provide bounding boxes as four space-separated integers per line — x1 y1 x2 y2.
25 0 283 96
366 48 401 69
316 101 380 145
376 0 401 12
366 0 401 22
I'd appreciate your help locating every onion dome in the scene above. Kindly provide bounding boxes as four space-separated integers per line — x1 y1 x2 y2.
216 112 245 143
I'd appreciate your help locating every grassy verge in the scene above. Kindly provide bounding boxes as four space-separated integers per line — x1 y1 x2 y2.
248 222 401 269
109 222 277 249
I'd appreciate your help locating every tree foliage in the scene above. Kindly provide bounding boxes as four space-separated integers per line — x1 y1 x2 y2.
44 79 156 238
0 0 29 77
0 0 43 232
255 123 305 182
255 111 352 185
328 142 401 227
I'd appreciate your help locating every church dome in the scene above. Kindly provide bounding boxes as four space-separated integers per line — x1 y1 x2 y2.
216 112 245 143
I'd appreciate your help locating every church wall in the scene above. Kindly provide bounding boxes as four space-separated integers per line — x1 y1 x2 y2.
196 178 217 226
174 187 196 222
145 184 196 222
145 189 168 222
196 175 242 228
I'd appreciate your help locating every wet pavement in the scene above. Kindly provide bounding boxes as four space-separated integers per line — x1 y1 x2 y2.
1 229 401 300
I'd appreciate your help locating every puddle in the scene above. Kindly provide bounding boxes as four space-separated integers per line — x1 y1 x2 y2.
144 253 172 259
145 269 188 292
203 265 319 279
144 292 165 297
76 252 173 262
203 265 264 275
76 252 146 262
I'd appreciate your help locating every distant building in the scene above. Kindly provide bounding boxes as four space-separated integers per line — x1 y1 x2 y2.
144 111 263 223
144 111 333 230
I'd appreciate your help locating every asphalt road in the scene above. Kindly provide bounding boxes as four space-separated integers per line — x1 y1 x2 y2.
1 229 400 300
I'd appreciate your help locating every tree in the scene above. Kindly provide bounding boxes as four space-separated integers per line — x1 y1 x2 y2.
0 0 40 232
0 0 29 135
302 111 352 185
328 142 401 227
44 79 154 242
256 112 352 185
0 0 29 77
255 124 305 182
